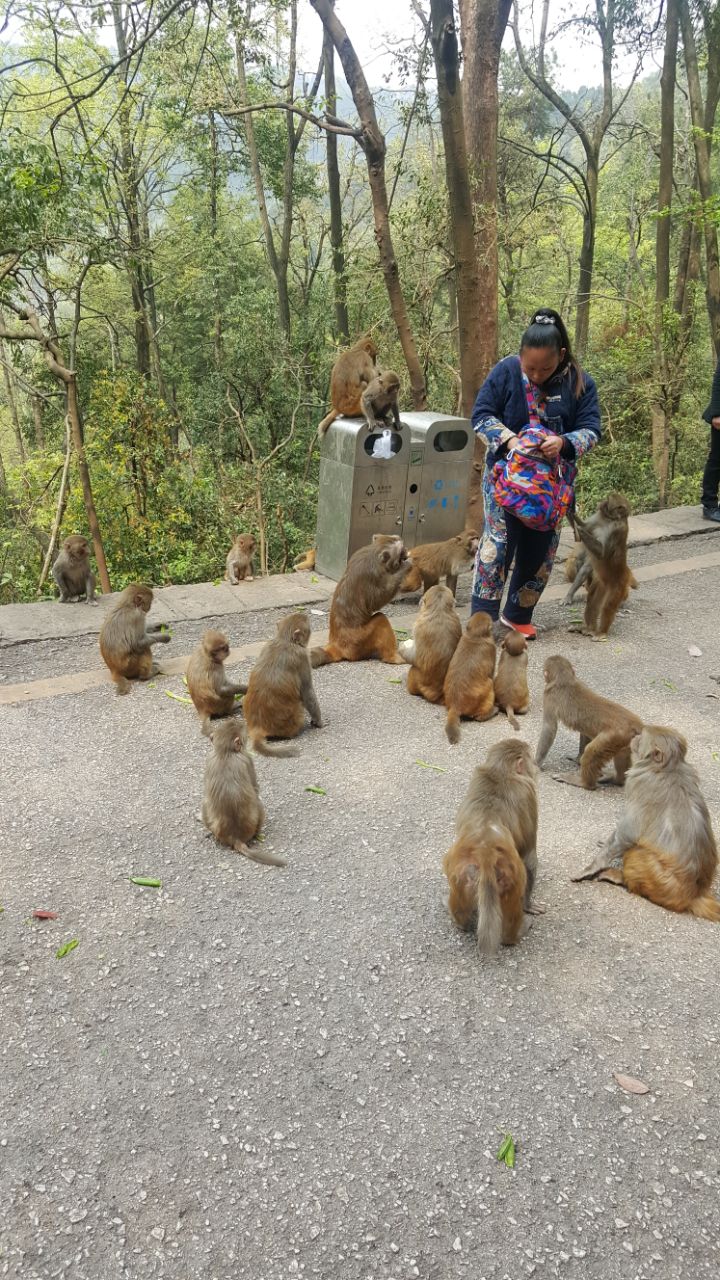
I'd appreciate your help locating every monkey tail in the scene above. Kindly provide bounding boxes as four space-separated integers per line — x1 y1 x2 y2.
317 409 338 438
629 572 639 590
310 645 344 668
251 735 300 759
564 553 578 583
688 894 720 922
235 842 287 868
498 705 520 732
475 866 503 957
445 708 461 745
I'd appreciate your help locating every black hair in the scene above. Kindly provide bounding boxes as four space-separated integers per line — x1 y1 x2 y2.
519 306 585 397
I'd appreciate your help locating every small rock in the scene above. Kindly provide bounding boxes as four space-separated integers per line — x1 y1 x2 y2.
453 1237 462 1252
151 1227 165 1242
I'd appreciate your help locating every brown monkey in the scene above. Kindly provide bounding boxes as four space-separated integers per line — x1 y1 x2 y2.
311 534 410 667
202 718 285 867
243 612 322 757
443 739 540 955
405 585 462 704
225 534 256 584
535 655 642 789
99 584 171 694
186 630 247 734
317 336 379 437
443 613 497 744
566 493 636 636
401 529 479 598
52 535 96 603
493 631 530 731
565 545 639 608
361 371 401 431
293 549 316 572
573 727 720 920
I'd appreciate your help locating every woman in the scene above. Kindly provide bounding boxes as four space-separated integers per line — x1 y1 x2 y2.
470 307 601 639
701 355 720 522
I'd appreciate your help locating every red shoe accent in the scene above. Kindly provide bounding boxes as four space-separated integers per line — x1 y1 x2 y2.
500 615 537 640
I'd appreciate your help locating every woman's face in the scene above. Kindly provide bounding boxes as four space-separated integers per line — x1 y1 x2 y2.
520 344 566 386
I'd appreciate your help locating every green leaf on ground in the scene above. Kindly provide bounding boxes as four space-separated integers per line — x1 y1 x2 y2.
164 691 192 705
415 760 447 773
304 786 326 795
56 939 79 959
496 1134 516 1167
129 876 162 888
387 677 403 684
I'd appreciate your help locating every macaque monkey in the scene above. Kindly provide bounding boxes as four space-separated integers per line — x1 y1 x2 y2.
186 630 247 734
493 631 530 731
293 549 316 572
443 613 497 745
535 655 642 789
443 739 540 955
243 612 322 757
361 371 401 431
99 584 171 694
401 530 479 598
311 534 410 667
405 585 462 704
573 727 720 921
565 493 637 636
202 718 286 867
225 534 256 584
317 336 379 438
52 535 96 603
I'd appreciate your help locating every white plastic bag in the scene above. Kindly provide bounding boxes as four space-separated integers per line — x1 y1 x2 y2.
371 429 394 459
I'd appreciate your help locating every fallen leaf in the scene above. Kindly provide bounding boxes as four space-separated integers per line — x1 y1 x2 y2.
496 1134 516 1167
613 1072 649 1095
129 876 162 888
182 674 188 686
311 575 319 583
33 910 58 921
304 786 327 796
387 677 403 684
688 645 703 657
415 760 447 773
56 939 79 959
164 691 192 705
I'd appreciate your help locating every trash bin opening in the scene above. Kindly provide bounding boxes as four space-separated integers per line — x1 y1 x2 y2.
433 429 468 453
363 431 403 457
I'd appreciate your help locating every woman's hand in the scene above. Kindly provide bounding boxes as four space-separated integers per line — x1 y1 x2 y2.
712 416 720 429
538 434 563 459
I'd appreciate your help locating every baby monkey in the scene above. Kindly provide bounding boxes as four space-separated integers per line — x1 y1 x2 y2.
202 718 286 867
186 630 247 735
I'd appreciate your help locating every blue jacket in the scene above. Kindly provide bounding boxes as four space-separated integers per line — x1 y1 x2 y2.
703 358 720 424
471 355 601 469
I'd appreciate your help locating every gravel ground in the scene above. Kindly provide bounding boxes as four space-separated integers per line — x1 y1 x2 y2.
2 541 720 1280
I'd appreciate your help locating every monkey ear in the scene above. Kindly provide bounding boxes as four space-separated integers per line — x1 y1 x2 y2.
515 757 526 775
652 747 664 765
292 627 305 643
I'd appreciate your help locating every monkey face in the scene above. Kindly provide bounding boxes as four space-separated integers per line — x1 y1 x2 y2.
64 535 89 560
235 535 256 554
600 493 630 521
373 535 408 570
130 585 153 613
460 531 479 557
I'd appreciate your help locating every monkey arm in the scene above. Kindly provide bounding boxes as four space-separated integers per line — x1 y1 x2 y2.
360 384 380 429
572 515 606 559
604 810 639 861
139 630 171 650
219 678 247 697
563 557 592 605
535 714 558 767
301 674 323 726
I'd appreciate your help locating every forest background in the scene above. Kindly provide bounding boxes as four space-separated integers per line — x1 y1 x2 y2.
0 0 718 601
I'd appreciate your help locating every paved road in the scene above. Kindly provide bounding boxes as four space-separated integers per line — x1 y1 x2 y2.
2 533 720 1280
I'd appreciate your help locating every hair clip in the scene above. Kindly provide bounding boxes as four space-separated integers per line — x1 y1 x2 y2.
533 313 554 325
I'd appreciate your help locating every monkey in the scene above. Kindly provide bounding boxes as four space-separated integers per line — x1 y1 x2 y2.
293 549 316 572
405 585 462 704
98 584 171 694
573 726 720 921
443 739 540 955
565 493 637 636
361 370 401 431
401 530 479 598
565 545 639 607
225 534 256 584
52 535 96 603
243 612 322 758
202 718 286 867
317 336 379 437
311 534 410 667
493 631 530 731
186 630 247 735
535 655 642 789
443 612 497 744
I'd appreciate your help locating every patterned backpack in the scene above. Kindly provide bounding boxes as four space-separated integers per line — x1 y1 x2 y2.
493 424 574 531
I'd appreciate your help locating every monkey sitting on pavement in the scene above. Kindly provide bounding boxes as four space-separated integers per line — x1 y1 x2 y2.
52 535 96 603
225 534 256 584
444 612 497 744
202 718 286 867
311 535 410 667
535 655 642 790
406 584 462 704
493 631 529 731
243 612 322 757
443 739 541 956
186 630 247 735
99 584 171 694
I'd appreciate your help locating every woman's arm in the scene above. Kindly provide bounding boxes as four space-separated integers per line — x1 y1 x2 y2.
470 360 519 455
562 373 602 462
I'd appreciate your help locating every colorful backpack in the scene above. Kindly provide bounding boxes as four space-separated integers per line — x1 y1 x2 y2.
493 425 574 531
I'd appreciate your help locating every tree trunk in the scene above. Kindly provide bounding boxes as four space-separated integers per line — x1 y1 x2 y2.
0 334 27 461
66 379 111 592
652 0 679 506
323 8 349 341
680 0 720 356
31 395 45 449
310 0 427 408
112 1 152 378
458 0 512 379
574 156 598 360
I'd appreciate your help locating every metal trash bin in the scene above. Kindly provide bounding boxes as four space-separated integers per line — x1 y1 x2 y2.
400 412 473 548
316 418 410 581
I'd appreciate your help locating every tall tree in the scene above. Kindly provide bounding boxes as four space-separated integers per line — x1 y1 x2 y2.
679 0 720 356
322 2 349 341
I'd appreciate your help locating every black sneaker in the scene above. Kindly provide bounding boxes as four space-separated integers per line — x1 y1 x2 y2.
702 506 720 522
